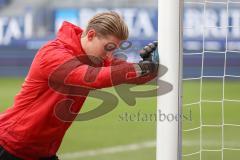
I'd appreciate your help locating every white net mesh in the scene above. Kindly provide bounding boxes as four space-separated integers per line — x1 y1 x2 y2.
182 0 240 159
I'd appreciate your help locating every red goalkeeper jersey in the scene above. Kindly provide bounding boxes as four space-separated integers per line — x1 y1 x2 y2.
0 21 156 159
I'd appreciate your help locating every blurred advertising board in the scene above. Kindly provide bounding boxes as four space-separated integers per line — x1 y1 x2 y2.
0 6 240 76
0 7 240 51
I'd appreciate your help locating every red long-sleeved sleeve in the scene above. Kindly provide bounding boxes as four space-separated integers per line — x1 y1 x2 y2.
40 47 157 90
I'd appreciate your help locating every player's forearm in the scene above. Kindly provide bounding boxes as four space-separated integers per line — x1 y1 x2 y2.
65 63 139 89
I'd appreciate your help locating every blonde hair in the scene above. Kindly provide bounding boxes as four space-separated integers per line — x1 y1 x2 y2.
84 11 129 40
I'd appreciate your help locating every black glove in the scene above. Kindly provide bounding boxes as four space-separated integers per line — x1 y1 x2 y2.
139 41 158 61
137 41 159 76
137 60 158 76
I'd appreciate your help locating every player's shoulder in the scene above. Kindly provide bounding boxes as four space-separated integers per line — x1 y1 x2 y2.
38 39 72 59
30 40 73 75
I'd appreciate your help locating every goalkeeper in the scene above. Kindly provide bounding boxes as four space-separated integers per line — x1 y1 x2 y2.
0 11 158 160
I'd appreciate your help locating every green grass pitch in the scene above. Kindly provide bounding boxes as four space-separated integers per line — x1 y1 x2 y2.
0 78 239 160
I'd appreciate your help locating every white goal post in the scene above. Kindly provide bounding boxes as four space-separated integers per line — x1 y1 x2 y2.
157 0 183 160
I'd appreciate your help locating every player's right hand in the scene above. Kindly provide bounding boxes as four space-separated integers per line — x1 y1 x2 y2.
139 41 158 61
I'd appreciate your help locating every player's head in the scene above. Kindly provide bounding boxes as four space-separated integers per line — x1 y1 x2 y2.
81 11 129 59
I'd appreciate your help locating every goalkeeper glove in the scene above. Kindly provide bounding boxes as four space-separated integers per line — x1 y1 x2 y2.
136 41 159 76
139 41 158 61
137 60 158 76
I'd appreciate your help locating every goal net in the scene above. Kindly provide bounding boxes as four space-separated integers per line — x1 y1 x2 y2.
157 0 240 160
